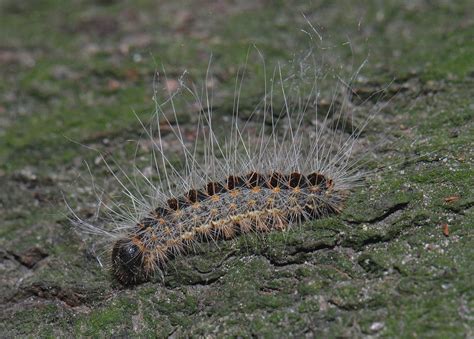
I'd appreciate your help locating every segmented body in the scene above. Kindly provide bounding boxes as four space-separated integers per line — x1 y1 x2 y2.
112 171 346 284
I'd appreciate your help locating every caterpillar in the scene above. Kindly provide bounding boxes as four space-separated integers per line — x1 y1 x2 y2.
112 171 346 284
70 39 384 286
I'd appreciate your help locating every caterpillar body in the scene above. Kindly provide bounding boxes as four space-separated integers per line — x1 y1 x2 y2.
71 41 380 285
112 170 346 284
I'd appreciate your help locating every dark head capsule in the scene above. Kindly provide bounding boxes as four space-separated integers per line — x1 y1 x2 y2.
111 239 147 285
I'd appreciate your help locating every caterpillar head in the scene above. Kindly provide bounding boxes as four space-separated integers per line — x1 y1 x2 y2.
111 239 149 285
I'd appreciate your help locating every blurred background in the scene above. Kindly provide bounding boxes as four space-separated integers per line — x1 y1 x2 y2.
1 0 472 169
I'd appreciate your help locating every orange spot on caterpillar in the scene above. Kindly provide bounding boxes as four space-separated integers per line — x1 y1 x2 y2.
214 220 236 239
229 189 241 197
247 199 257 207
166 238 183 254
195 224 212 236
131 236 145 251
181 231 195 242
265 197 275 207
173 210 184 219
237 217 252 233
251 186 261 194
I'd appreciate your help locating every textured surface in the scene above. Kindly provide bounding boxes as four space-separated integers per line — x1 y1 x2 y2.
1 0 473 337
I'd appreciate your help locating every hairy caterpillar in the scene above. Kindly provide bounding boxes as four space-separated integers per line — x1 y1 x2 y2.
70 37 385 285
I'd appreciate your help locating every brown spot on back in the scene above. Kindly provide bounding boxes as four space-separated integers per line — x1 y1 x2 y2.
227 175 245 189
186 189 198 203
308 172 326 187
289 172 302 188
207 182 225 195
247 172 265 188
167 198 179 210
154 207 169 217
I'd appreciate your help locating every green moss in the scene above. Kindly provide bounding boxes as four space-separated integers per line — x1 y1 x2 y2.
74 297 136 336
